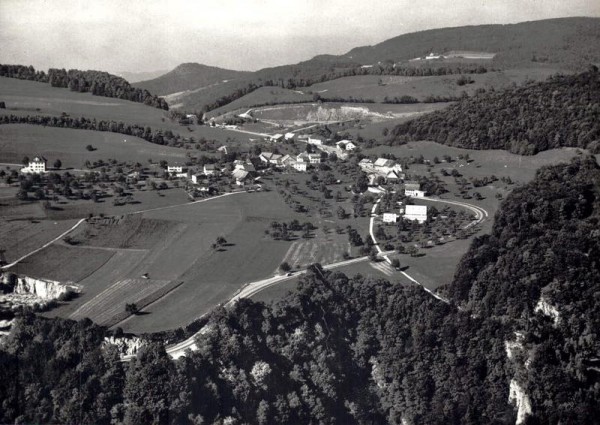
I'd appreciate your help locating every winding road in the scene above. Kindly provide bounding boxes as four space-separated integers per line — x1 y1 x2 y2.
155 196 488 361
368 195 488 303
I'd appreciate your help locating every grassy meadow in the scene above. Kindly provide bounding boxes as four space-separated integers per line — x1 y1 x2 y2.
0 124 189 169
307 68 564 102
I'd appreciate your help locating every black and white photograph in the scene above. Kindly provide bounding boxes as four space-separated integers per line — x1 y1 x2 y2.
0 0 599 423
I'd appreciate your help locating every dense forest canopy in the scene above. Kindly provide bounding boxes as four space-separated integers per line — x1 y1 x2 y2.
388 68 600 155
0 64 168 110
1 158 598 424
442 157 600 424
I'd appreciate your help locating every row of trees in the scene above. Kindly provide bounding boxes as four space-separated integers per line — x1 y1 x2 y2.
388 68 600 155
0 64 168 110
202 64 488 112
0 114 182 146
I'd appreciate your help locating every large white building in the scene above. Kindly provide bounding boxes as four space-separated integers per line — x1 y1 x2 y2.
21 157 47 174
403 205 428 223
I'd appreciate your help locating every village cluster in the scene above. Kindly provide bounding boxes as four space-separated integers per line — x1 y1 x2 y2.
17 131 430 226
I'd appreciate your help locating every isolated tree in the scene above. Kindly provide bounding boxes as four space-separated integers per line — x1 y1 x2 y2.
368 248 378 262
216 236 227 246
355 173 369 193
391 258 401 270
21 156 30 166
125 303 139 315
279 262 291 273
16 189 28 200
53 159 62 169
86 144 95 151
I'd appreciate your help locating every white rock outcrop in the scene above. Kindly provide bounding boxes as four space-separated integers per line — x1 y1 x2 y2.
509 379 532 425
103 336 144 357
14 276 80 300
534 297 560 325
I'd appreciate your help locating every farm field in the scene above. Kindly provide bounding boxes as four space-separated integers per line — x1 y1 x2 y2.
0 77 186 134
306 68 565 102
0 124 189 169
0 199 47 220
41 191 318 334
206 86 312 118
0 217 79 262
0 78 256 144
45 188 192 220
10 244 115 283
72 215 181 249
118 191 305 333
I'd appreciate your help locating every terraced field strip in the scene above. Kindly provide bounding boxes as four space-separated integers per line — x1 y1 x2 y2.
369 261 395 276
104 280 185 328
280 239 348 269
70 278 170 325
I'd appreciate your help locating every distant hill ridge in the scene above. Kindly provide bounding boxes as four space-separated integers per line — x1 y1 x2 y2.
134 63 250 96
138 17 600 111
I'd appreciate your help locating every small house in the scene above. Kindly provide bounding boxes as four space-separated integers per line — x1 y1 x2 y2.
383 213 399 223
307 136 324 146
203 164 218 176
284 132 295 141
404 181 425 198
308 153 321 164
191 174 204 184
167 165 185 174
291 161 307 172
232 169 251 186
270 134 284 143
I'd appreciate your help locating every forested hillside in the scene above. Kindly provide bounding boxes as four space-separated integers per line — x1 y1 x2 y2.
0 64 168 110
1 158 598 424
343 17 600 70
443 157 600 424
389 68 600 154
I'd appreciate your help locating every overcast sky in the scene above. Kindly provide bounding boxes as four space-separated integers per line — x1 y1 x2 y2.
1 0 599 73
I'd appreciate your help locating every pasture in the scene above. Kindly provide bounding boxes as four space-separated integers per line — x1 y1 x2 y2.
0 77 184 133
45 188 192 220
41 191 311 334
0 124 189 169
10 244 115 283
306 68 564 102
0 78 255 144
206 86 312 118
0 217 79 262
